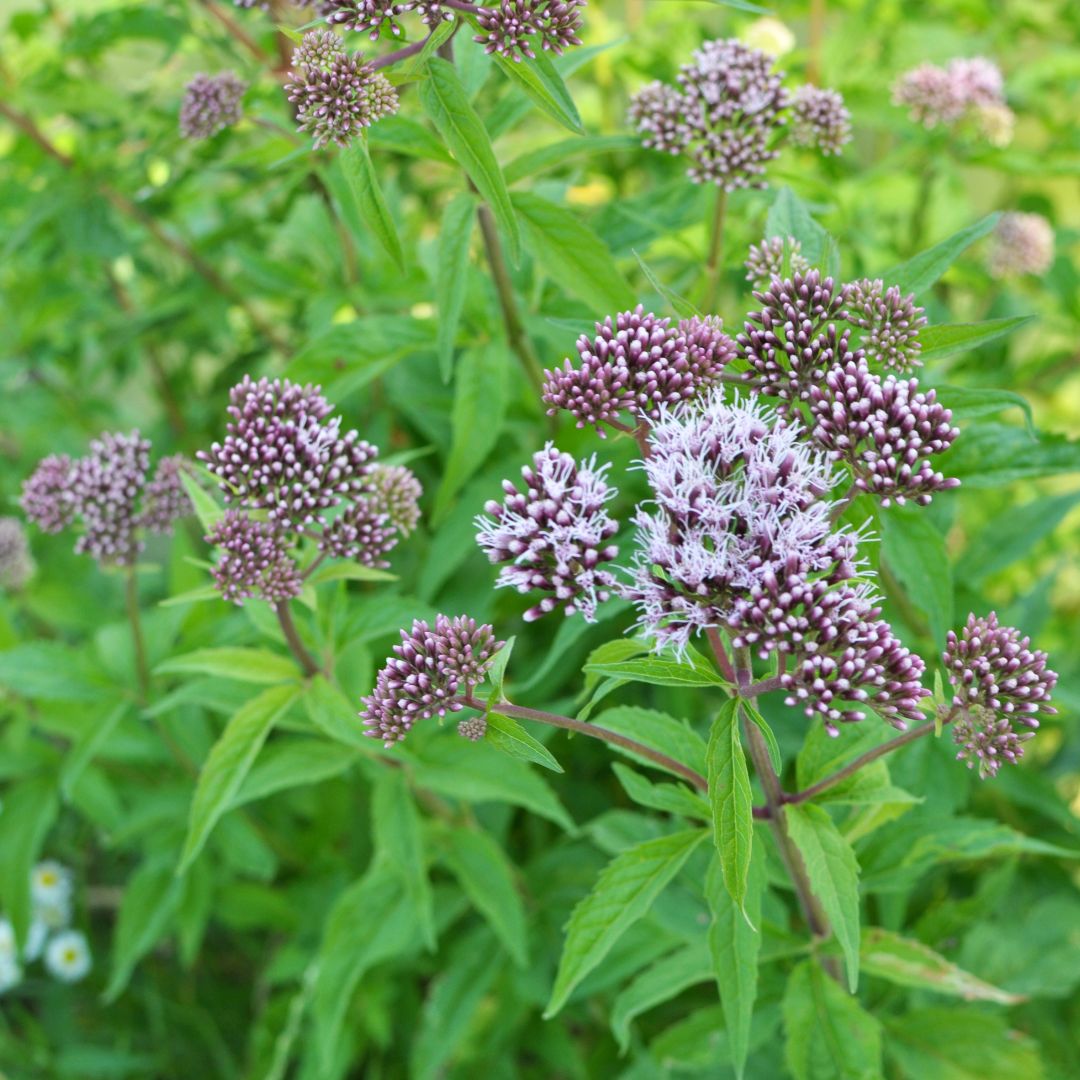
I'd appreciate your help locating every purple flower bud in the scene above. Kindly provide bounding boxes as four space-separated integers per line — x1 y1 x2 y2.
628 81 691 155
319 499 398 566
789 85 852 155
809 359 960 507
943 612 1057 723
737 271 855 407
179 73 246 141
457 715 488 741
473 1 585 61
21 455 77 534
744 236 810 286
476 444 620 622
206 511 302 606
542 306 734 433
361 615 502 745
952 704 1034 779
0 518 34 591
987 212 1054 279
285 31 398 149
844 279 927 372
893 56 1005 130
366 464 422 536
326 1 406 39
137 455 193 534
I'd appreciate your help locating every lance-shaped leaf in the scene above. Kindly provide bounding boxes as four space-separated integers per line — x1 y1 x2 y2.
707 699 754 915
335 141 405 271
435 191 475 382
882 213 1000 294
784 804 862 991
544 828 706 1017
156 647 299 685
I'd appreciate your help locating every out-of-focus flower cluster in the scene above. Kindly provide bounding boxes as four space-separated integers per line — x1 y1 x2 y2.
285 30 398 149
629 38 851 191
0 517 34 591
945 612 1057 778
361 615 502 745
987 212 1055 279
744 236 810 287
0 861 92 995
892 56 1014 144
198 377 421 606
324 0 585 61
22 434 191 568
179 72 246 140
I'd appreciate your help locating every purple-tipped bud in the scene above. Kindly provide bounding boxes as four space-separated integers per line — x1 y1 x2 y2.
326 1 405 39
789 85 852 155
137 455 193 534
809 360 960 507
628 82 691 155
845 278 927 372
0 518 34 591
21 455 77 534
474 1 585 61
987 212 1054 279
207 511 302 605
476 444 620 622
952 704 1034 779
361 615 502 745
366 464 422 536
285 31 398 149
744 236 810 286
179 72 246 140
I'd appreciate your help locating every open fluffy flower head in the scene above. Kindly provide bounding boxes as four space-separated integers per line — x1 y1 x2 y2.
738 271 854 407
44 930 92 984
179 72 246 140
542 307 733 433
845 278 927 372
361 615 502 745
0 517 34 591
744 236 810 287
285 31 398 149
21 454 77 534
987 212 1054 278
809 359 960 507
476 444 620 622
199 376 378 529
789 86 852 155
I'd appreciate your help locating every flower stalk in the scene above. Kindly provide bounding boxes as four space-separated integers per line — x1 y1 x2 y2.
275 602 322 678
125 570 150 703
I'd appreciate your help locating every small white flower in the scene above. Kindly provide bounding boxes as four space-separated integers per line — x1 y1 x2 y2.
31 861 72 909
0 917 15 960
44 929 92 983
741 16 796 57
0 953 22 995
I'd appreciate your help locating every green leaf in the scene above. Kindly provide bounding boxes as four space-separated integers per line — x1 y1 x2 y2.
441 826 528 968
797 720 899 790
814 761 921 809
302 674 373 751
918 316 1034 362
881 508 952 645
178 470 223 534
367 114 455 164
585 651 728 689
860 928 1022 1004
544 828 706 1017
783 960 883 1080
156 647 299 685
491 51 584 134
707 847 765 1079
485 636 514 703
432 342 507 523
232 738 362 808
882 213 1000 294
634 250 701 319
486 711 564 773
766 187 836 274
60 701 129 798
104 858 185 1002
611 944 713 1053
741 700 782 774
306 562 397 585
0 776 59 948
612 763 709 821
707 700 753 915
784 804 861 991
178 684 300 873
373 769 436 950
420 57 520 260
504 134 639 185
336 142 405 271
593 706 708 780
435 192 476 382
883 1008 1043 1080
937 385 1035 436
313 861 418 1070
942 424 1080 487
0 643 113 702
512 191 636 313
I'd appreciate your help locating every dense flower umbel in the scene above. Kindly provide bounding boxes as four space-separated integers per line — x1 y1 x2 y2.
738 271 854 407
476 444 619 622
179 72 246 140
361 616 502 745
285 31 398 149
366 464 422 535
207 512 303 605
809 360 960 507
744 236 810 286
0 517 34 590
21 455 77 534
542 307 734 434
844 278 927 372
987 212 1055 278
952 705 1034 779
789 86 852 155
892 56 1009 131
138 456 193 534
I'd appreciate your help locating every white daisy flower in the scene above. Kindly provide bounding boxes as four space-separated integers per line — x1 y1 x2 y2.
44 929 92 983
0 953 22 995
31 861 72 909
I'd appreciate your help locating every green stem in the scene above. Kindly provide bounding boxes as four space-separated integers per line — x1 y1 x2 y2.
125 570 150 703
275 602 322 678
702 188 728 313
909 164 936 253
